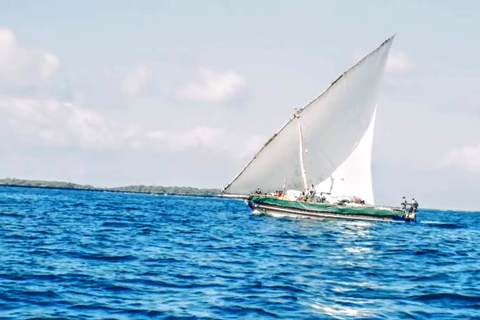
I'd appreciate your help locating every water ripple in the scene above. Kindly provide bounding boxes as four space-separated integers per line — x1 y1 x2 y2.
1 186 480 319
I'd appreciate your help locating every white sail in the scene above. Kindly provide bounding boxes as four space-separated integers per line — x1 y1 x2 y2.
223 37 394 196
316 108 376 204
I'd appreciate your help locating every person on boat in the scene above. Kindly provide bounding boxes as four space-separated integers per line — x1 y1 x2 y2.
308 184 317 202
317 192 326 203
301 191 309 202
322 193 327 202
405 197 418 222
401 196 407 213
254 187 262 195
408 202 414 214
412 198 419 213
299 191 305 201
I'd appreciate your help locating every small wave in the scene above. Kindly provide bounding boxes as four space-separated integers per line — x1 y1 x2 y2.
69 303 118 312
101 222 129 227
22 290 62 299
72 202 87 207
410 273 445 282
0 212 25 218
95 203 117 209
120 278 225 290
413 248 441 256
3 233 36 240
422 221 466 229
141 257 181 264
113 309 165 317
250 282 306 294
120 278 191 289
212 305 279 318
68 252 138 262
175 274 197 280
412 293 480 303
105 285 134 292
0 273 63 282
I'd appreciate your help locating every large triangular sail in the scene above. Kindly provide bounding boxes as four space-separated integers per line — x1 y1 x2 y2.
222 37 394 198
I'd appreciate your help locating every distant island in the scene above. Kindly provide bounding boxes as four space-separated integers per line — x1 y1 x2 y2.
0 178 221 197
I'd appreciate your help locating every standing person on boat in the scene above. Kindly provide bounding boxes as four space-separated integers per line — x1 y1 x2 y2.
401 196 407 213
405 197 418 222
308 184 316 197
408 201 414 214
412 198 419 213
254 187 262 195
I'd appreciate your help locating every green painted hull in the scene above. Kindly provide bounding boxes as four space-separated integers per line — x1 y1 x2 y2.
250 197 404 219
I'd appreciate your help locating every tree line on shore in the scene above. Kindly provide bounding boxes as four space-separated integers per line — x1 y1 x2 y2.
0 178 221 197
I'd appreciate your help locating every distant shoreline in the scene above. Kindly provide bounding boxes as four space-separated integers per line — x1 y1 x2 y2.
0 178 221 197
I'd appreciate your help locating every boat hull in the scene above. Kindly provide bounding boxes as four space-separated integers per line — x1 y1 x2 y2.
247 199 408 223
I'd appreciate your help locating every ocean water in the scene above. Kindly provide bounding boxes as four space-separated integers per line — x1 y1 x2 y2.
1 186 479 319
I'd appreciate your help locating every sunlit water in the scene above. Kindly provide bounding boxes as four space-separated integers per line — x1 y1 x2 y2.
1 186 479 319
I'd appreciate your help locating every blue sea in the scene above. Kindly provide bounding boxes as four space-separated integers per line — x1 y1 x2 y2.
1 186 480 319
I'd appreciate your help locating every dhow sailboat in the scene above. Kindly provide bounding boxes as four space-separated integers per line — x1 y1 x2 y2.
222 36 415 223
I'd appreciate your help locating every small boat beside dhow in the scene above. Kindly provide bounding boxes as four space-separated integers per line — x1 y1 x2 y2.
221 36 417 223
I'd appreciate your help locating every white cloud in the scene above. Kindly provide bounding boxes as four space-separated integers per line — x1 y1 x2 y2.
0 96 262 159
0 28 61 86
0 31 256 160
176 68 246 103
143 127 220 152
121 63 154 98
0 97 110 148
444 146 480 173
440 97 480 115
386 52 414 74
131 126 263 159
40 52 61 79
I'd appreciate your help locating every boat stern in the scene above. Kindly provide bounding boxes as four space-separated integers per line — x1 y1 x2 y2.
245 199 267 215
246 199 258 210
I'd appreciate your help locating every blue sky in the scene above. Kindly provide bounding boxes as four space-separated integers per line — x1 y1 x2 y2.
1 0 480 210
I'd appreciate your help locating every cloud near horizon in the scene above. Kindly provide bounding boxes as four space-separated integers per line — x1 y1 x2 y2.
176 68 246 103
438 96 480 115
0 97 110 148
0 29 259 163
443 145 480 174
0 96 263 159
